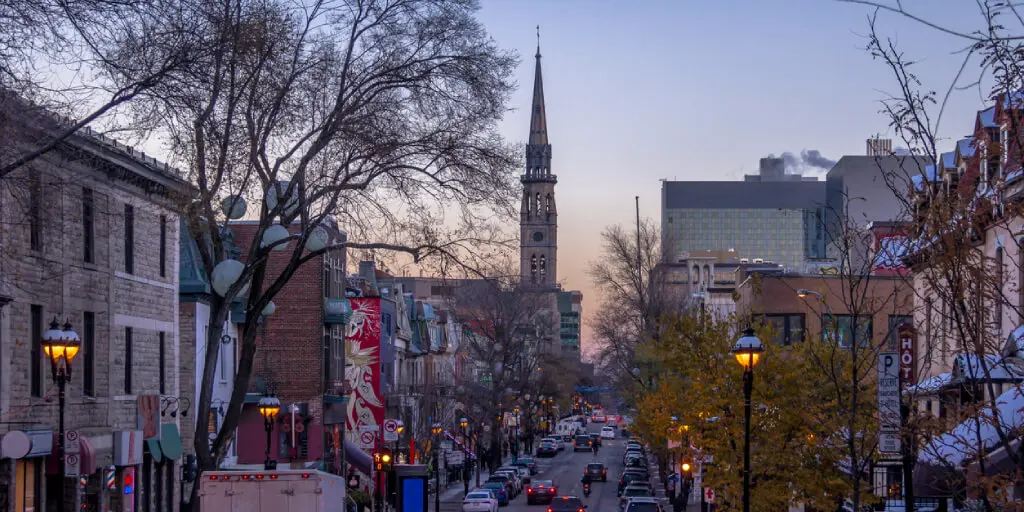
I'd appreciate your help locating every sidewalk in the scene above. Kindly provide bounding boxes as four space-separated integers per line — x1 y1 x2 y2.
438 468 491 502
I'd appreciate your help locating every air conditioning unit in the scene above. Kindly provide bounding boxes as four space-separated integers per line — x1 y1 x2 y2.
753 258 764 264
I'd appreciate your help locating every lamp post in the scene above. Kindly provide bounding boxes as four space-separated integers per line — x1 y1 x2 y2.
730 328 764 512
41 318 81 512
431 423 443 512
258 394 281 470
459 418 469 496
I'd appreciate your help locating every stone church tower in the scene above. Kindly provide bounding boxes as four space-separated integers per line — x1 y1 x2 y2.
520 37 558 289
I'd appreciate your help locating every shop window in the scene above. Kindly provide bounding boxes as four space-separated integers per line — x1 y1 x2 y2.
15 458 41 512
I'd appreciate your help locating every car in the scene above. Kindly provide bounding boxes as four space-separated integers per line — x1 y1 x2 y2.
512 458 538 475
463 490 499 512
624 457 648 471
619 484 654 510
601 426 616 439
546 495 587 512
536 441 558 457
572 435 593 452
526 479 558 505
487 475 517 498
493 469 522 493
543 437 565 451
501 465 531 484
584 462 608 482
589 433 602 447
592 415 606 423
480 483 509 506
623 497 663 512
621 468 650 483
617 472 648 496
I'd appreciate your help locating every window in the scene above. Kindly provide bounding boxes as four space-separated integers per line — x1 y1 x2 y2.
14 459 40 512
159 215 167 277
383 313 393 337
539 255 547 278
83 188 94 263
761 314 805 346
29 172 41 251
531 254 537 277
995 247 1004 330
219 341 230 382
83 312 95 396
124 204 135 274
125 327 133 394
822 314 873 348
208 410 218 434
158 332 166 394
30 305 42 397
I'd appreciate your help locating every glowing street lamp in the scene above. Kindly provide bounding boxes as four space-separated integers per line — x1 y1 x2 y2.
258 394 281 470
41 318 80 512
730 328 764 512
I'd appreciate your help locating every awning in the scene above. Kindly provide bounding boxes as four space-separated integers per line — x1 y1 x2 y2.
158 424 184 460
47 434 96 475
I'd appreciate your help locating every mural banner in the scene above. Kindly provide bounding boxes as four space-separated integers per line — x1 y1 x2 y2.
345 298 383 451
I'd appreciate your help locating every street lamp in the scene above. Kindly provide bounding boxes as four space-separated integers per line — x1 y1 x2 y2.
431 423 443 512
41 318 80 512
731 328 764 512
459 418 470 496
258 394 281 470
796 288 834 315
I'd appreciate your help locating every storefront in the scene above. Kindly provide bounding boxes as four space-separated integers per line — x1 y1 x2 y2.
1 429 55 512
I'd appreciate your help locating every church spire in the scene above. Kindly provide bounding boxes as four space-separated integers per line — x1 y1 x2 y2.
529 25 548 146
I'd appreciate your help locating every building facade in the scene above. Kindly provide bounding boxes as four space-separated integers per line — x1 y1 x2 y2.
660 162 829 273
0 114 191 512
557 291 582 356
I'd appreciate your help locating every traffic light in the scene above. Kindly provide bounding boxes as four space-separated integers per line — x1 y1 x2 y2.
374 451 384 471
680 459 693 477
380 448 393 472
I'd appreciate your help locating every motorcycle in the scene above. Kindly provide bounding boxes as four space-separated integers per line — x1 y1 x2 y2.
583 483 591 497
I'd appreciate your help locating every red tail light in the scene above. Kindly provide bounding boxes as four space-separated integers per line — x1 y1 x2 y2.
547 509 553 512
528 489 533 493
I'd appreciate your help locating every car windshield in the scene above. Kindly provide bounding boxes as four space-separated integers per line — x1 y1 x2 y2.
549 496 584 511
532 480 553 487
626 503 661 512
467 492 491 500
575 436 590 442
587 463 604 469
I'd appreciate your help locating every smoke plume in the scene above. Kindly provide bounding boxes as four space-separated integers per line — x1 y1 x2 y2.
766 149 837 175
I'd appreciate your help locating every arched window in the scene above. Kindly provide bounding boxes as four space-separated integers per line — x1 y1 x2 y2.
692 265 699 284
531 254 538 279
539 255 547 278
545 194 552 215
703 265 711 286
535 193 541 216
523 191 531 219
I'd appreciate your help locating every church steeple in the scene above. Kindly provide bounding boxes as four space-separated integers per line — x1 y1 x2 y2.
525 26 552 179
529 26 548 147
520 26 557 289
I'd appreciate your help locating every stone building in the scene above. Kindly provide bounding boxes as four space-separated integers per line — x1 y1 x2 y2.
0 105 192 512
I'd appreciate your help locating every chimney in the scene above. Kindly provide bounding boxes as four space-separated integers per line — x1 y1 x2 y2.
866 138 892 156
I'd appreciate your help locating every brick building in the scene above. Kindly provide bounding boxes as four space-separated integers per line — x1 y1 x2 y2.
227 221 348 471
0 107 192 512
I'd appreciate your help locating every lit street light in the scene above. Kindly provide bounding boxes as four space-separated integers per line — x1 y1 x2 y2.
731 327 764 512
258 394 281 470
41 318 80 512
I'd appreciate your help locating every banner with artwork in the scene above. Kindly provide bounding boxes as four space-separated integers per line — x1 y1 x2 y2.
345 297 383 450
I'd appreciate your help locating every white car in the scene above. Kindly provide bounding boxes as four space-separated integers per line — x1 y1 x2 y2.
462 490 499 512
601 426 616 439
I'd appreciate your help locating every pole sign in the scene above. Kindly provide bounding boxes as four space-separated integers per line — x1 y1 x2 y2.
898 326 916 387
383 419 399 442
878 352 902 454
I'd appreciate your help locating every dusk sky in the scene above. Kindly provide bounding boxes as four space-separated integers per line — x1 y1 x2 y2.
475 0 993 356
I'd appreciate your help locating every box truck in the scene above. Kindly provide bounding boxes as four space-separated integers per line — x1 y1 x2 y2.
198 469 347 511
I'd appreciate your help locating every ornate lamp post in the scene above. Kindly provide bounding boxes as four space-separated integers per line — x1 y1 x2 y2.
258 394 281 470
730 328 764 512
41 318 81 512
431 423 443 512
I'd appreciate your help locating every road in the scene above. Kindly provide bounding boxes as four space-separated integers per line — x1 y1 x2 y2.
440 422 636 512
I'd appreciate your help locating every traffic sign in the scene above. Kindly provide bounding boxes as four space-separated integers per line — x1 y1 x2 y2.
65 430 80 454
383 419 399 442
704 488 715 502
359 424 380 432
65 453 80 476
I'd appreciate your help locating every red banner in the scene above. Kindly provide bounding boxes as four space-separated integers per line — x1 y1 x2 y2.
345 297 383 451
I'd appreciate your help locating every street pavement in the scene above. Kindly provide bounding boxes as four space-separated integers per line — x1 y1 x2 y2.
438 422 660 512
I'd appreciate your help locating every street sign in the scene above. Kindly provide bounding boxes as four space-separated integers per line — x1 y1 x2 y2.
65 430 81 454
359 431 375 448
359 424 380 432
704 488 715 502
878 352 902 454
65 453 80 476
383 419 399 442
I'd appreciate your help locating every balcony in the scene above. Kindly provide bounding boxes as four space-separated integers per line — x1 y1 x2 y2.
324 297 352 324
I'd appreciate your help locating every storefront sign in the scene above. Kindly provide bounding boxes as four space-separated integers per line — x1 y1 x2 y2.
898 327 916 386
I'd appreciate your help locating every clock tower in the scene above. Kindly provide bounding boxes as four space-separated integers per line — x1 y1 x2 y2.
520 34 557 289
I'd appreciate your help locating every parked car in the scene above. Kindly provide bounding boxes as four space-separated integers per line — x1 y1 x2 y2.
463 490 499 512
546 495 587 512
543 437 565 451
487 475 517 498
617 472 648 496
619 484 654 510
513 457 538 475
480 483 509 506
584 462 608 482
623 497 663 512
536 441 558 457
601 426 616 439
493 469 522 493
526 479 558 505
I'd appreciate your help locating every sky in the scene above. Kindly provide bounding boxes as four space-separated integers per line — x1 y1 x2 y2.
471 0 1000 358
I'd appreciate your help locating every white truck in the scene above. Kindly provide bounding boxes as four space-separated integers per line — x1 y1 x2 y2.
199 469 347 511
